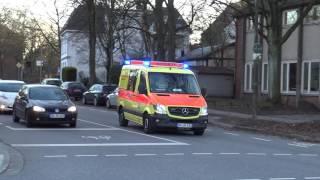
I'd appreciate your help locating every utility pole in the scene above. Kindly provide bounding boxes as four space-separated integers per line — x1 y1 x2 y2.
252 0 262 120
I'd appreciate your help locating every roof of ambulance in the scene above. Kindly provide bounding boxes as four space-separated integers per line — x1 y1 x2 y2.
122 65 194 74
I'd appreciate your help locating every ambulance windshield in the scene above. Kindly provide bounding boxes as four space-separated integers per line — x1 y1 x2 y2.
148 72 201 94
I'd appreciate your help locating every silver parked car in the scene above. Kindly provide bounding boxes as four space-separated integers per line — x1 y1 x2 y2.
0 80 25 113
105 88 118 109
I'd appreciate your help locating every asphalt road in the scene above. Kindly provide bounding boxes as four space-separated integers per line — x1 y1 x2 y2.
0 104 319 180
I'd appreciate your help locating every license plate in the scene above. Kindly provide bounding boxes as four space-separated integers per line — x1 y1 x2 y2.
73 89 81 92
177 123 192 128
50 114 65 119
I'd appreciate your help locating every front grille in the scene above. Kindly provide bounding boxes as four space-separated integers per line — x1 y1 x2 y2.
46 108 67 113
168 107 200 117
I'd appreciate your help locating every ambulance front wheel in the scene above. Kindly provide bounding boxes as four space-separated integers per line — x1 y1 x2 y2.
143 115 155 134
118 109 128 127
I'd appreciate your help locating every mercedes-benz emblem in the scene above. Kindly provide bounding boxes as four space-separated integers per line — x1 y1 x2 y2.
55 109 60 113
181 108 189 115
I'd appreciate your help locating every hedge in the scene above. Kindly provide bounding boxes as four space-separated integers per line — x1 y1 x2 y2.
62 67 77 81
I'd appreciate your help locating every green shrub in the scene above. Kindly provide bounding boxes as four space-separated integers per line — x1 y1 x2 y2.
62 67 77 81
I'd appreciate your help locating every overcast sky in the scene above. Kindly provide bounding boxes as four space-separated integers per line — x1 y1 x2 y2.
0 0 230 43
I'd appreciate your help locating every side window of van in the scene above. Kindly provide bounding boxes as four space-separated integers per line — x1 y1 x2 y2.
138 72 147 94
127 70 137 92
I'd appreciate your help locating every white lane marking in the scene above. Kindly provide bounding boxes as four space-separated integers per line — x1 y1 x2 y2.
134 154 157 156
270 178 296 180
192 153 213 155
78 119 116 129
11 142 187 147
288 142 315 148
43 155 67 158
164 153 184 156
0 123 2 125
305 177 320 180
105 154 128 157
273 154 292 156
79 118 189 145
252 137 272 142
219 153 240 155
74 155 98 157
236 179 262 180
224 132 240 136
6 126 118 131
298 154 319 157
247 153 266 156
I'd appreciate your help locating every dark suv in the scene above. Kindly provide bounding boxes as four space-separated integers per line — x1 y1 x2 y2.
61 82 87 100
82 84 117 106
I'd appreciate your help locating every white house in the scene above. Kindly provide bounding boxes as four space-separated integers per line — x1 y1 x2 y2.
60 5 191 82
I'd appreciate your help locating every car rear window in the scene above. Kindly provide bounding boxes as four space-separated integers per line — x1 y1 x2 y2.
46 80 62 86
29 87 68 100
103 85 117 92
69 83 85 89
0 83 24 92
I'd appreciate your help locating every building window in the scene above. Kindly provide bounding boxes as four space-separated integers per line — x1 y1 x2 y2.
61 38 68 57
283 9 298 25
281 62 297 93
244 62 253 92
262 63 268 92
302 61 320 94
305 5 320 22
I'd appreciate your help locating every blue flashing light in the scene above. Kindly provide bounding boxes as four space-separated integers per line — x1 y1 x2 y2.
124 60 130 65
143 61 151 66
183 64 189 69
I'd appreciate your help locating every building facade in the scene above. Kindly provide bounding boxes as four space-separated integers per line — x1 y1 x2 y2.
235 3 320 107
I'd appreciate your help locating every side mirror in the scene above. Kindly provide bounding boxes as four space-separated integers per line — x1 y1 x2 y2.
201 88 207 97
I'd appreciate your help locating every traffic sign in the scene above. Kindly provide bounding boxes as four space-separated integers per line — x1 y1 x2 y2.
16 62 22 68
36 60 43 67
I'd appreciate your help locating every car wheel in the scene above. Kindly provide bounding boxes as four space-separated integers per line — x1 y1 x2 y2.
118 110 128 127
70 122 77 128
82 97 87 105
106 99 111 109
12 109 20 123
25 113 33 128
193 129 205 136
143 115 155 134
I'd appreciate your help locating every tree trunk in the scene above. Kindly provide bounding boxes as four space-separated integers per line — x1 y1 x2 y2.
167 0 176 61
87 0 96 85
154 0 165 60
268 36 282 103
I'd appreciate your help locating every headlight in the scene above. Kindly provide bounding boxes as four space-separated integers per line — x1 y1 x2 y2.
0 105 5 109
200 106 208 116
154 104 167 114
68 106 77 112
33 106 46 112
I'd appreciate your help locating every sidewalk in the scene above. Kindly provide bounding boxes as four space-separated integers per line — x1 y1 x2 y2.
208 108 320 143
0 143 10 174
208 109 320 123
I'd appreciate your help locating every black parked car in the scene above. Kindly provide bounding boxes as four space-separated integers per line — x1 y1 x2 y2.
82 84 117 106
12 85 77 127
61 82 87 100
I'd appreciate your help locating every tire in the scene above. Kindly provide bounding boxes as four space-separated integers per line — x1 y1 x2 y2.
143 115 155 134
82 97 87 105
193 129 205 136
12 109 20 123
25 113 33 128
93 98 98 106
118 110 128 127
70 122 77 128
106 99 111 109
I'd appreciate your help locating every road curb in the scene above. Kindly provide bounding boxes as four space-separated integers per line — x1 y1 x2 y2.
0 143 10 174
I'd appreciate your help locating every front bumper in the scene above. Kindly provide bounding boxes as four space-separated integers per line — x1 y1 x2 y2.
0 101 13 112
28 111 77 124
149 114 208 130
